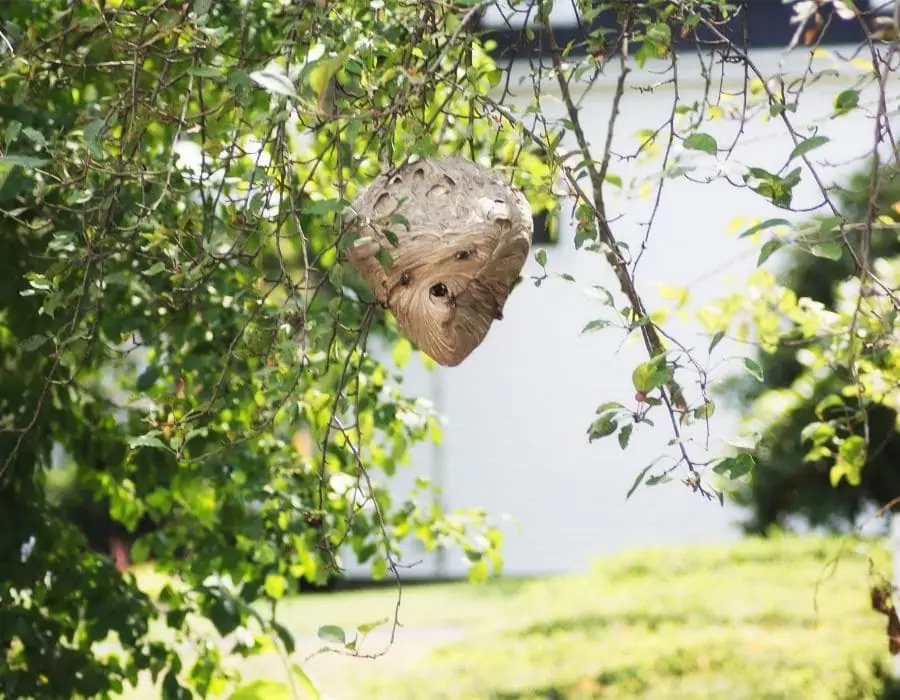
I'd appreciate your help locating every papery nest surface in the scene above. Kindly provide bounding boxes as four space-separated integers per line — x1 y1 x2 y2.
344 156 533 366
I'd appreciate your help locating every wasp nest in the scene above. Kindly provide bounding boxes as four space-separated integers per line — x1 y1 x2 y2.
344 156 533 367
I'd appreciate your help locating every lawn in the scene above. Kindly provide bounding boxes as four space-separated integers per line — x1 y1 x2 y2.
126 535 897 699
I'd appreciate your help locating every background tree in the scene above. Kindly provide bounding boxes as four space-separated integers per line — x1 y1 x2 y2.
723 162 900 534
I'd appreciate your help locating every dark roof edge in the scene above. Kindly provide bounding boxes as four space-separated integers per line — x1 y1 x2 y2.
479 1 875 60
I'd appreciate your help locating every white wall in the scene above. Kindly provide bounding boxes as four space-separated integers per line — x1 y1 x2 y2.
340 45 899 579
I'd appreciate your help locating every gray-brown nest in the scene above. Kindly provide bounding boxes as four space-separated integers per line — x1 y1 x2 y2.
344 156 533 367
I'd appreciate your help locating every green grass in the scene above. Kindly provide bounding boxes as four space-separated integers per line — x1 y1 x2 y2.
126 535 897 699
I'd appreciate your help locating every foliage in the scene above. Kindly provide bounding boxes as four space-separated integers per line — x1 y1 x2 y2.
0 0 553 696
278 536 890 699
722 163 900 533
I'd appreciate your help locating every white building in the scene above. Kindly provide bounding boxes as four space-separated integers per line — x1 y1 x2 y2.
341 0 900 579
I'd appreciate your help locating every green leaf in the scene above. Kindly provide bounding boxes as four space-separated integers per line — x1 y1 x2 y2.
712 452 754 479
136 365 160 391
227 70 252 91
291 665 322 700
618 424 633 450
743 357 764 382
328 262 344 289
1 154 48 168
629 315 652 331
272 620 295 653
264 574 287 600
683 133 718 155
307 48 353 108
708 331 725 354
25 272 53 292
739 218 793 239
757 238 784 266
188 66 221 78
604 173 623 188
814 394 844 419
789 135 829 162
574 222 596 249
535 249 547 266
632 355 670 394
380 228 399 249
128 434 168 450
357 617 389 634
830 435 866 487
634 42 652 69
587 413 618 442
581 319 611 334
371 556 388 581
801 421 835 445
693 401 716 420
193 0 213 17
392 337 412 369
589 285 614 306
783 167 802 188
208 596 240 636
626 463 656 501
375 246 394 273
3 121 21 143
388 210 410 231
163 670 191 700
838 435 866 482
317 625 346 645
307 198 349 215
130 537 151 565
22 127 46 148
645 22 672 48
810 242 843 261
467 558 490 584
21 335 47 352
829 464 845 488
744 167 800 208
834 89 860 114
817 215 844 236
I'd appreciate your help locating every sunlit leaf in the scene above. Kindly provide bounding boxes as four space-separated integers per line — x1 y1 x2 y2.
264 574 287 600
632 355 670 393
249 68 298 98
